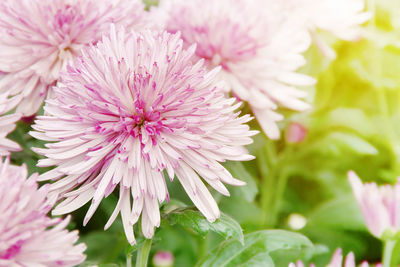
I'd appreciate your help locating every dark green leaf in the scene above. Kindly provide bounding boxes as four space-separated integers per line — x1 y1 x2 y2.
167 208 244 244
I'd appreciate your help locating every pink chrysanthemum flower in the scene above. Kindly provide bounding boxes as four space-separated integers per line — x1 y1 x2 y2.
0 0 151 116
0 158 86 266
348 171 400 238
273 0 370 58
289 248 379 267
31 26 256 244
0 93 22 155
157 0 314 139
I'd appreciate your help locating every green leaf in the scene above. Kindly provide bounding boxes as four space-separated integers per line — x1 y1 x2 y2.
224 161 258 202
198 230 313 267
308 132 378 156
304 195 367 231
166 208 244 244
318 108 375 137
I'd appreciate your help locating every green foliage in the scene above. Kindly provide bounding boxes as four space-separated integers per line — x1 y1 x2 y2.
165 208 244 244
198 230 313 267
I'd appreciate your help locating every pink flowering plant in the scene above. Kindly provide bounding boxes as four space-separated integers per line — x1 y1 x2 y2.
3 0 400 266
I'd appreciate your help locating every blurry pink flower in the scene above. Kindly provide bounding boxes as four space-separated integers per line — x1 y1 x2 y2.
0 93 22 156
158 0 314 139
289 248 379 267
0 158 86 266
0 0 151 116
348 171 400 238
31 26 256 244
285 122 307 144
273 0 370 58
153 251 174 267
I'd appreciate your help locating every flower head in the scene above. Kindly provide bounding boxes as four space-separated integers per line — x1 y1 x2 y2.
289 248 378 267
348 171 400 238
0 0 151 116
0 158 86 266
158 0 314 139
32 26 256 244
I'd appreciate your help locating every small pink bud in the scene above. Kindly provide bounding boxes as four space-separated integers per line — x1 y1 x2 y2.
285 122 307 144
152 251 174 267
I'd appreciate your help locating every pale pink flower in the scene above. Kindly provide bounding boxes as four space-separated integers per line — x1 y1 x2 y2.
348 171 400 238
273 0 370 58
0 158 86 267
0 0 151 116
31 26 256 244
289 248 379 267
0 93 22 155
157 0 314 139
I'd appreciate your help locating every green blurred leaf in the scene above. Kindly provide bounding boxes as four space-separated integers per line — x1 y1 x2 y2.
305 195 366 231
316 108 375 137
198 230 313 267
308 132 378 156
224 161 258 202
167 208 244 245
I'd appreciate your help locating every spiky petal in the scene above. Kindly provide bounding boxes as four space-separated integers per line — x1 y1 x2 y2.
348 171 400 238
289 248 378 267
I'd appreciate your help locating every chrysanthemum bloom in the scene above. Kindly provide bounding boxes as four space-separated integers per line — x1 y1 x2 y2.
31 26 256 244
0 0 151 116
289 248 379 267
272 0 370 58
0 158 86 266
348 171 400 238
158 0 314 139
0 93 22 155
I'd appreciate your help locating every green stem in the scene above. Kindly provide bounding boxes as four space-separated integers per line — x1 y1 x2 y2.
259 141 293 227
136 238 152 267
127 251 133 267
259 141 278 226
382 239 396 267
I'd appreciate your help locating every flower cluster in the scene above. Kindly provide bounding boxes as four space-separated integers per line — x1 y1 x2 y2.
0 158 86 266
0 0 375 264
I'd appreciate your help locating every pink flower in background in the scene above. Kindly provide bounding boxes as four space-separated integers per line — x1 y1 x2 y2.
0 158 86 267
0 94 22 155
289 248 379 267
153 251 174 267
32 26 256 244
348 171 400 238
285 122 307 144
158 0 314 139
0 0 150 116
273 0 370 58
